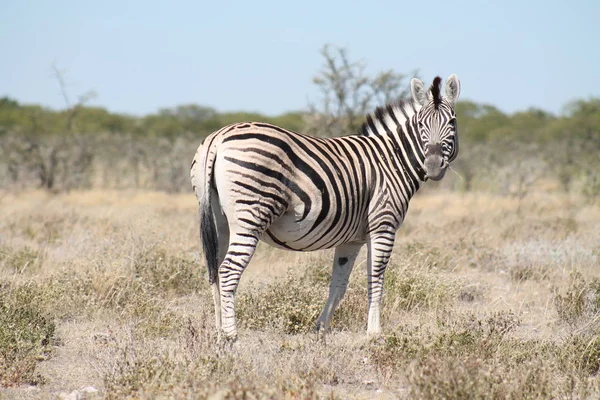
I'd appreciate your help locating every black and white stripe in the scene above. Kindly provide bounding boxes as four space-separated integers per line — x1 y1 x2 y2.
190 74 461 340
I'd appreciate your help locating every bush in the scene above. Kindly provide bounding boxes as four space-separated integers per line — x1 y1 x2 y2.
553 271 600 326
369 310 600 398
0 246 42 273
384 268 459 312
0 284 56 387
101 322 329 400
237 276 325 334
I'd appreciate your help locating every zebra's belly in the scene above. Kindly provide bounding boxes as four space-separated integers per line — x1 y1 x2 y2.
261 229 312 251
261 209 365 252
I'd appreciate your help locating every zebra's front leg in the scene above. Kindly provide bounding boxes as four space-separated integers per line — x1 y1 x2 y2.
219 231 260 341
315 242 364 333
366 232 395 336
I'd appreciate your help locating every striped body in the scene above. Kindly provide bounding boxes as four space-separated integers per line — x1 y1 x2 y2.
200 120 422 251
191 75 461 340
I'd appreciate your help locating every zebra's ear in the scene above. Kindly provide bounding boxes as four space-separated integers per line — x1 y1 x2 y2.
410 78 429 106
445 74 461 105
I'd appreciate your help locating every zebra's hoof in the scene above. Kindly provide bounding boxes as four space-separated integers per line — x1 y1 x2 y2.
366 329 383 343
314 322 329 344
314 320 330 333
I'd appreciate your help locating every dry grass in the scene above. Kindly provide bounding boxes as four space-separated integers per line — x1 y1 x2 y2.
0 188 599 399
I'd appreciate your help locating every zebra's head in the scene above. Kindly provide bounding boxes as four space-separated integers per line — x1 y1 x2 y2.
410 75 461 181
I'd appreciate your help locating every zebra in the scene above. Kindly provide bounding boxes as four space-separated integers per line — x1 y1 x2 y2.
190 74 460 341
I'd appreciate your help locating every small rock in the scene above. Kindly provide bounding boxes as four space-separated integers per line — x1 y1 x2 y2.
59 390 81 400
80 386 99 394
363 380 377 389
92 332 114 345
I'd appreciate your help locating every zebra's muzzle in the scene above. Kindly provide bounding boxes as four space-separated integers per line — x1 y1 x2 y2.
424 152 447 181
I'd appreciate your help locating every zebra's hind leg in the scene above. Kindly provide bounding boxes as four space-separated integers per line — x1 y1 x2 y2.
212 193 230 337
366 232 395 337
218 229 260 341
315 242 363 333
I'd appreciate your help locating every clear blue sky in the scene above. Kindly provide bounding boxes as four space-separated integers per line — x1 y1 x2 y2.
1 0 598 117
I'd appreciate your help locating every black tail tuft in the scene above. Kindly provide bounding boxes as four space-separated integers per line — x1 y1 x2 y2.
201 194 219 285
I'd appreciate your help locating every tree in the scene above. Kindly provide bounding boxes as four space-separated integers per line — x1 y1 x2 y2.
306 44 417 137
51 64 97 134
556 99 600 200
0 97 19 109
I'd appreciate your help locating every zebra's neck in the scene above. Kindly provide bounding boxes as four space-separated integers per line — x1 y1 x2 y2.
360 100 427 185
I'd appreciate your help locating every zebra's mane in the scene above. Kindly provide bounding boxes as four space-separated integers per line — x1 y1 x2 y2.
431 76 442 109
359 99 418 137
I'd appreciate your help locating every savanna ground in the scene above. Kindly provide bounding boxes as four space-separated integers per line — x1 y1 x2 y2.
1 188 599 399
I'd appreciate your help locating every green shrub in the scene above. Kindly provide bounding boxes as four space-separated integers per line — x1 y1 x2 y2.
42 271 185 337
509 262 551 282
397 242 453 270
237 277 325 334
553 271 600 326
560 334 600 376
384 269 458 311
0 285 55 387
0 246 41 273
133 246 205 296
102 329 328 400
408 354 552 400
370 310 600 398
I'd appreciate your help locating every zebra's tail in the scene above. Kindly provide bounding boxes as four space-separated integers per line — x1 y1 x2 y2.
201 193 219 285
191 137 219 285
